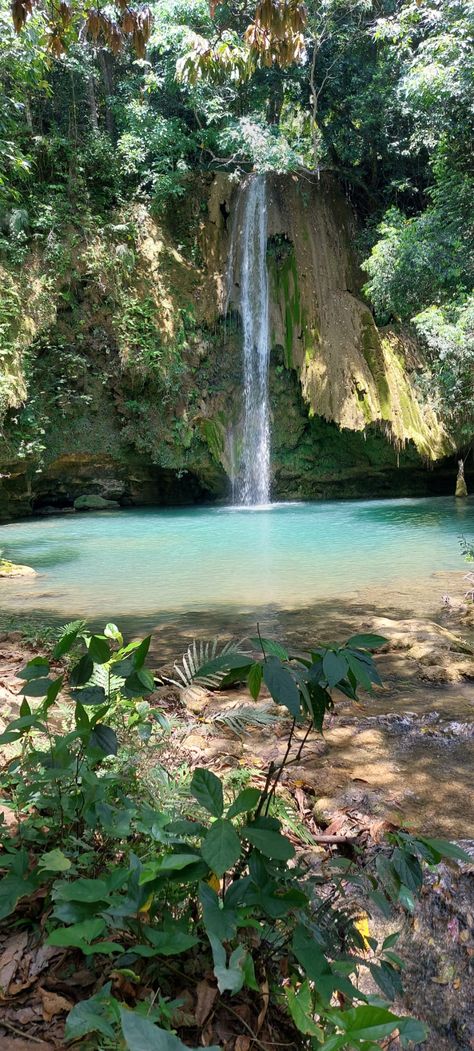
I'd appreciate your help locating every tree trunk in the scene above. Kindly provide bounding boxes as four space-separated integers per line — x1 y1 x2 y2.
87 75 99 134
98 49 116 141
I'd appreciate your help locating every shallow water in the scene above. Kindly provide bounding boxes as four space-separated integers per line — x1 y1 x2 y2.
0 497 472 634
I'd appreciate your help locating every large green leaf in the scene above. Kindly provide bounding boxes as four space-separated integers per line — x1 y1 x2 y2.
208 933 247 995
47 918 106 947
131 635 151 669
201 819 241 876
263 657 300 717
247 662 263 700
286 981 323 1037
53 877 109 903
120 1007 221 1051
65 989 117 1041
88 635 111 664
17 656 49 680
227 787 261 819
69 653 94 687
53 626 82 658
70 685 107 706
250 637 289 660
22 677 54 697
89 724 118 756
139 854 200 884
190 768 223 817
243 824 295 861
346 634 387 650
142 925 198 955
336 1005 403 1041
417 836 471 863
322 650 347 687
200 882 237 940
391 847 423 893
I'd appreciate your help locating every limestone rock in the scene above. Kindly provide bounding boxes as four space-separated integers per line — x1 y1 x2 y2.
0 560 36 578
74 494 120 511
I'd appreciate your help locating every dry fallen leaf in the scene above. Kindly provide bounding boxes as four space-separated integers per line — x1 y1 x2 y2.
194 979 218 1027
0 932 28 997
39 986 74 1022
235 1037 251 1051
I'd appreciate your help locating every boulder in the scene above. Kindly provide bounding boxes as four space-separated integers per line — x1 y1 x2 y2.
74 494 120 511
0 560 37 578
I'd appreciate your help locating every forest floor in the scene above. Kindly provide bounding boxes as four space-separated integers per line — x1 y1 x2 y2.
0 596 473 1050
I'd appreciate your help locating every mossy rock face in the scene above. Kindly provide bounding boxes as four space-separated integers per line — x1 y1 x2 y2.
74 494 120 511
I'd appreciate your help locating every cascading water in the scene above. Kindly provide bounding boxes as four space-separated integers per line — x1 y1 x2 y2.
227 175 271 506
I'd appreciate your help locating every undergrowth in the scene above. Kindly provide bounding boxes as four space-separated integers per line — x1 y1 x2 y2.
0 621 469 1050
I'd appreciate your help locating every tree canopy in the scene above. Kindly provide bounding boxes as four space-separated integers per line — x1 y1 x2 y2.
1 0 473 447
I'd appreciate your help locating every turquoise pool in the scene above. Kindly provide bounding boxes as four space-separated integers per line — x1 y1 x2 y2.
1 498 472 632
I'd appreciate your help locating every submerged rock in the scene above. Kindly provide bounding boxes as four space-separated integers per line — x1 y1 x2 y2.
74 494 120 511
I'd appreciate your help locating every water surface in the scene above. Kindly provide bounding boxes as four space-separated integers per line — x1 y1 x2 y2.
1 497 472 633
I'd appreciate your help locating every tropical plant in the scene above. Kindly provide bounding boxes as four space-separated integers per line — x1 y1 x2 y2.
0 621 469 1048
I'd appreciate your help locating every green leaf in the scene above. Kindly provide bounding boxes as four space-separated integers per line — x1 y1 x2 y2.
47 918 106 947
368 960 403 1000
17 656 49 680
336 1005 401 1041
346 634 387 650
22 677 54 697
392 848 423 893
53 627 81 658
199 883 237 940
202 819 241 876
123 670 154 697
132 635 151 669
417 837 471 863
190 768 224 817
208 933 246 994
263 657 300 717
397 1016 428 1045
104 623 123 644
89 724 118 756
243 825 295 860
142 925 198 955
43 676 64 711
120 1007 221 1051
322 650 347 687
53 878 109 903
69 653 94 687
139 854 200 883
227 787 261 819
88 635 111 664
286 981 323 1037
70 685 107 706
65 989 117 1041
398 884 416 912
250 637 289 660
136 667 154 691
38 849 71 872
247 662 263 700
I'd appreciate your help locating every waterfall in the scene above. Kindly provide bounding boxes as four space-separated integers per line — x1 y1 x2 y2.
228 175 271 506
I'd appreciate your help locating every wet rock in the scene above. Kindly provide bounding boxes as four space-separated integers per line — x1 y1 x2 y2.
74 494 120 511
0 560 36 578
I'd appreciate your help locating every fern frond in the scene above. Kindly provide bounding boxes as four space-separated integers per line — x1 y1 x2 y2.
210 702 279 737
91 664 124 696
57 619 87 639
160 637 249 691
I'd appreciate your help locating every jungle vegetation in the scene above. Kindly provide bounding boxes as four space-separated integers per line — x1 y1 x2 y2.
0 0 473 447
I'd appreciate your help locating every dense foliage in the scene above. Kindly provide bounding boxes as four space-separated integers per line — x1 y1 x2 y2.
1 621 468 1048
0 0 472 445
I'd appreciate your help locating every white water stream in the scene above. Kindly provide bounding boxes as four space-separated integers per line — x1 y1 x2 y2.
228 175 271 505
